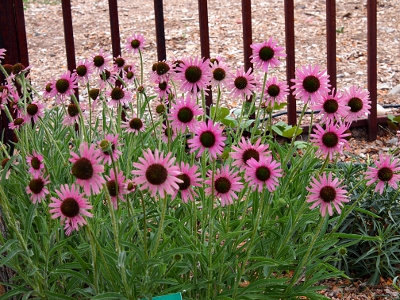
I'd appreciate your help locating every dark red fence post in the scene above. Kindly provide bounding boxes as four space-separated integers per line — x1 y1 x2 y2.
326 0 337 91
241 0 253 72
61 0 76 74
109 0 121 58
154 0 166 62
367 0 377 141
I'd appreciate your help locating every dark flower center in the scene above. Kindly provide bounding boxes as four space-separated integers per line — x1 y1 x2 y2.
131 39 140 49
126 71 134 80
255 166 271 181
302 75 320 93
45 83 53 93
1 158 10 169
111 87 124 101
100 70 111 81
76 65 87 77
115 57 125 68
129 118 143 130
156 62 170 75
323 99 339 113
185 66 202 83
173 60 184 71
156 104 165 114
177 107 194 123
127 182 135 191
322 132 339 148
215 177 231 194
319 186 336 203
152 62 158 72
242 148 259 165
213 68 226 81
259 46 275 61
145 163 168 185
3 64 12 75
234 76 248 90
106 180 117 197
199 131 216 148
267 84 280 97
14 118 24 126
55 79 70 94
159 82 167 91
348 97 363 113
177 174 191 191
71 158 94 180
377 167 393 182
100 140 115 155
27 103 39 116
93 55 105 67
31 157 41 170
89 88 100 100
60 197 80 218
67 104 79 117
29 178 44 194
12 63 25 74
124 64 132 72
164 127 173 138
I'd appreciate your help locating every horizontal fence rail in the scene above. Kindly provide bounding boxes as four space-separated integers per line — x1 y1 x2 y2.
0 0 388 142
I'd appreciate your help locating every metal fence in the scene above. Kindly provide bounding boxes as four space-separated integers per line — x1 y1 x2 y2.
0 0 387 143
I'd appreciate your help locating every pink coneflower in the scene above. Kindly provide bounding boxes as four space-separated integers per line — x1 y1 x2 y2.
205 165 243 206
161 124 177 144
365 155 400 195
26 175 50 204
169 94 202 132
98 134 122 165
63 103 80 126
343 85 371 123
25 100 45 123
125 179 136 194
250 37 286 73
125 33 145 55
26 151 45 177
69 142 105 196
291 65 331 104
228 67 258 100
173 162 202 203
263 77 289 107
106 86 132 107
0 48 6 61
175 56 212 94
43 80 54 99
92 49 112 73
312 89 349 125
8 117 25 130
306 172 349 217
121 115 146 135
104 169 128 209
151 61 174 84
155 79 174 100
74 59 93 85
50 70 78 103
0 89 8 110
113 55 127 72
187 120 226 159
310 123 350 160
49 184 93 236
231 137 269 170
245 156 282 192
98 68 118 88
132 149 182 198
123 65 136 84
209 58 232 88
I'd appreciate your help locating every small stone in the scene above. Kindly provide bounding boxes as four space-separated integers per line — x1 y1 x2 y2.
386 138 398 145
388 84 400 95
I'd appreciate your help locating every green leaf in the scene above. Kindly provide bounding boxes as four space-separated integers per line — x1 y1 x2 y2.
211 107 230 122
273 102 288 111
91 292 127 299
0 286 29 300
52 268 91 284
239 119 254 129
0 239 18 255
44 291 78 300
282 126 303 138
221 116 237 127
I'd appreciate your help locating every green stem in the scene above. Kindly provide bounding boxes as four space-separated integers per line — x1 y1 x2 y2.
151 193 168 256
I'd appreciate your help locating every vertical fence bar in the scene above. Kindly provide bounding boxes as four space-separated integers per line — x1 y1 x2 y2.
198 0 212 112
61 0 76 73
241 0 252 72
154 0 166 62
367 0 377 141
284 0 296 126
109 0 121 58
326 0 337 91
14 0 30 68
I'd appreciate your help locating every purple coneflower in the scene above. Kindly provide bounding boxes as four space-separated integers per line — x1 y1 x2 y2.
250 37 286 73
263 77 289 107
155 79 174 100
312 89 349 125
161 124 177 144
151 61 174 84
173 162 202 203
98 134 122 165
63 103 80 126
230 137 269 170
69 142 105 196
106 86 132 107
228 67 258 100
25 100 45 123
50 70 78 103
125 33 145 55
132 149 182 198
8 117 25 130
244 156 282 192
365 155 400 194
26 175 50 204
74 59 93 85
105 169 128 209
49 184 93 236
209 58 232 88
205 165 243 206
175 56 212 95
113 55 127 72
169 94 202 132
343 85 371 123
121 115 146 135
291 64 331 104
26 151 45 177
91 49 112 73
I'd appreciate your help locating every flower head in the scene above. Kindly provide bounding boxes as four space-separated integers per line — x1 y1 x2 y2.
343 85 371 123
250 37 286 73
26 151 45 177
132 149 182 198
228 67 258 100
169 94 203 132
26 175 50 204
74 59 93 85
291 65 331 104
310 123 350 160
125 33 145 55
306 172 349 217
154 79 174 100
187 120 226 159
8 117 25 130
91 49 112 73
121 115 146 135
49 184 93 235
151 61 174 84
50 70 78 103
0 48 6 61
244 156 282 192
365 155 400 194
25 100 45 123
231 137 269 170
63 103 80 126
175 56 212 94
263 77 289 107
209 58 232 88
106 86 132 107
173 162 202 203
161 124 177 144
98 134 122 165
69 142 105 195
123 65 136 84
113 55 126 71
105 169 128 209
312 89 349 125
205 165 243 206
